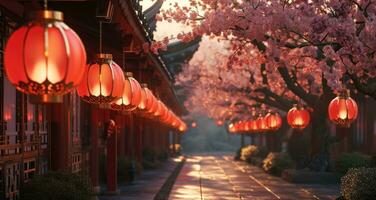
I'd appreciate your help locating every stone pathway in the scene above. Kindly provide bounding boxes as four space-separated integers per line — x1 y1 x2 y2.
170 154 340 200
99 157 183 200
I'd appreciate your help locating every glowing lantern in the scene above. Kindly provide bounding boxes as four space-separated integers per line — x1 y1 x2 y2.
4 10 87 103
77 54 124 104
152 100 165 118
216 120 224 126
178 122 187 132
328 90 358 127
265 111 282 131
158 103 168 121
247 119 258 133
256 114 268 131
287 104 310 129
138 84 155 116
110 72 142 112
228 123 236 133
191 122 197 128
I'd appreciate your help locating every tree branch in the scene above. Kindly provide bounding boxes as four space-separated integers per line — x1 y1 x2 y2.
278 66 319 106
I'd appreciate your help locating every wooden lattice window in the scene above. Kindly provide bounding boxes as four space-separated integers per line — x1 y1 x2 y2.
23 159 36 182
72 153 82 173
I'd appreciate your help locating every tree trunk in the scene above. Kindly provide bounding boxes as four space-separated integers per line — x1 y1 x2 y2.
308 93 333 171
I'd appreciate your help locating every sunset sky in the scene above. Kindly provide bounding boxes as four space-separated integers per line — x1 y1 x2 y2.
141 0 192 41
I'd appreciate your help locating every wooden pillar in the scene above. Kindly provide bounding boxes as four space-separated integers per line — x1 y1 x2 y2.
50 97 70 171
89 107 100 192
240 134 245 147
134 116 143 162
172 131 176 156
106 124 118 194
116 115 125 156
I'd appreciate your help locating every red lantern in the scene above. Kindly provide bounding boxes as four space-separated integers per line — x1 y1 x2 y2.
247 119 258 133
152 100 164 118
178 122 187 132
265 111 282 131
328 90 358 127
111 72 142 111
191 122 197 128
228 123 236 133
4 10 86 103
216 120 224 126
77 54 124 104
287 104 310 129
256 114 268 132
138 84 155 115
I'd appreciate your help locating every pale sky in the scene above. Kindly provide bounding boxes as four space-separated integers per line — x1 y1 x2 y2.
141 0 193 41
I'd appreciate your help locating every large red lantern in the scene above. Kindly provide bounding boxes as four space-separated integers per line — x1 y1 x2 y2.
111 72 142 111
77 54 124 104
4 10 86 103
287 104 310 129
265 111 282 131
328 90 358 127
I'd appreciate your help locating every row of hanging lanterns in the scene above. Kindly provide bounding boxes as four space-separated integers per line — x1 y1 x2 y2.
229 89 358 134
3 6 187 133
228 110 283 134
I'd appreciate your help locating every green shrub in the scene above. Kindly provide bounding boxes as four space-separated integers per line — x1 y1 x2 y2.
156 149 169 161
142 147 169 169
336 153 372 174
118 156 143 183
240 145 268 163
21 171 92 200
262 152 295 176
143 147 157 162
341 168 376 200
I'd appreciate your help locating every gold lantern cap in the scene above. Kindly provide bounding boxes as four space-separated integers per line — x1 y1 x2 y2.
31 10 64 21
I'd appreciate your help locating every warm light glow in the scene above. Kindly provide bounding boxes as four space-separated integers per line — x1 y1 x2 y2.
216 120 224 126
328 90 358 127
265 112 282 131
287 105 310 129
27 112 33 121
4 10 87 102
191 122 197 128
77 55 124 105
30 61 47 84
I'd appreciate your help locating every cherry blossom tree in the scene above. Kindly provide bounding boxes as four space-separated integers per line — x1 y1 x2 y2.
156 0 376 169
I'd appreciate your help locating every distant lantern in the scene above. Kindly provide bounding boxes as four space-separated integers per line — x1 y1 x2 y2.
191 122 197 128
4 10 87 103
178 122 187 132
111 72 142 112
256 114 268 131
328 89 358 127
228 123 235 133
77 54 124 104
265 111 282 131
216 120 224 126
248 119 258 133
287 104 310 129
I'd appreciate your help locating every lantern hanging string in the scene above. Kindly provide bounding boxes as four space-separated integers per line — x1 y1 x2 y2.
99 21 103 54
44 0 48 10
